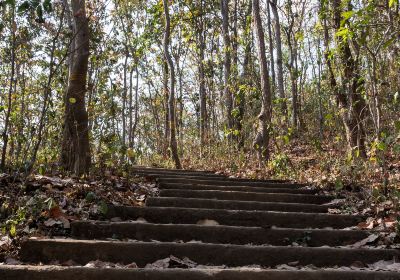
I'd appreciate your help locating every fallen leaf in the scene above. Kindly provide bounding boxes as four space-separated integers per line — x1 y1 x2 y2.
197 219 219 226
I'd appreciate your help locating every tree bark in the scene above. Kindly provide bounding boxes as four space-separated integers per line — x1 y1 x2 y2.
198 0 207 146
328 0 367 157
220 0 234 132
163 0 182 169
253 0 272 162
270 0 286 114
61 0 91 175
1 3 16 171
266 1 276 96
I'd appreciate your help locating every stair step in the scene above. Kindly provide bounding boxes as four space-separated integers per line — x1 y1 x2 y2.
2 266 400 280
146 197 330 213
3 266 400 280
158 178 305 188
21 239 400 268
132 166 215 174
159 189 332 204
132 168 223 177
106 206 364 229
158 183 316 194
71 221 370 247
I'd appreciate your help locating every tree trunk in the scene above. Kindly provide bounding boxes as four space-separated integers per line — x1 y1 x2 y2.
220 0 234 132
198 0 207 146
1 3 16 171
270 0 286 114
61 0 91 175
327 0 367 157
163 0 182 169
237 0 253 148
253 0 272 163
266 1 276 96
162 60 170 156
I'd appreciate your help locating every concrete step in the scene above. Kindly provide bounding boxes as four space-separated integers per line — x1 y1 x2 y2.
158 183 317 194
21 239 400 268
71 221 370 247
132 166 215 174
106 206 364 229
132 168 223 177
3 266 400 280
158 178 305 188
159 189 332 204
146 197 330 213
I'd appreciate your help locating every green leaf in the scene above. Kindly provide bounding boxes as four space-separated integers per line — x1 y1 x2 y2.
395 120 400 133
43 0 52 12
9 223 16 237
393 144 400 155
99 201 108 215
341 11 355 20
36 4 44 23
17 1 30 14
69 97 76 104
389 0 398 8
377 142 386 151
335 179 344 191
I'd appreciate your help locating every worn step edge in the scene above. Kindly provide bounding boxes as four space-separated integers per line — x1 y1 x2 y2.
3 266 400 280
71 221 370 247
158 183 316 194
132 166 215 173
106 206 365 229
2 266 400 280
20 239 400 268
157 178 305 188
146 197 330 213
159 189 332 205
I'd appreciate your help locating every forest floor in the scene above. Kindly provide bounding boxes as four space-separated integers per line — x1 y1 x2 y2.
0 141 399 267
0 172 158 263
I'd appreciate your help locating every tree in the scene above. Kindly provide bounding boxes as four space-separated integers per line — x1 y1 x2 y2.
324 0 368 157
163 0 182 169
220 0 234 133
253 0 272 162
61 0 91 175
269 0 286 115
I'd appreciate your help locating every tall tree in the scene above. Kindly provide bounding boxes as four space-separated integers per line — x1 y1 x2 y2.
0 2 16 171
61 0 91 175
253 0 272 162
269 0 286 114
220 0 234 132
325 0 368 157
163 0 182 169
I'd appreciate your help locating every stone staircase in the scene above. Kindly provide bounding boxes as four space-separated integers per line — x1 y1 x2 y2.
1 167 399 279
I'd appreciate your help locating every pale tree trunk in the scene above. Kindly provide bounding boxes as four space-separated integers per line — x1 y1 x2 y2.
163 0 182 169
61 0 91 175
266 1 276 96
253 0 272 163
220 0 234 132
1 3 16 171
198 0 207 146
162 60 170 156
269 0 286 114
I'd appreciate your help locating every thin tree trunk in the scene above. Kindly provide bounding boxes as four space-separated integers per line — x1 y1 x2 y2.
163 0 182 169
220 0 234 132
61 0 91 175
162 60 170 156
267 1 276 96
270 0 286 114
253 0 272 163
1 4 16 171
198 0 207 146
